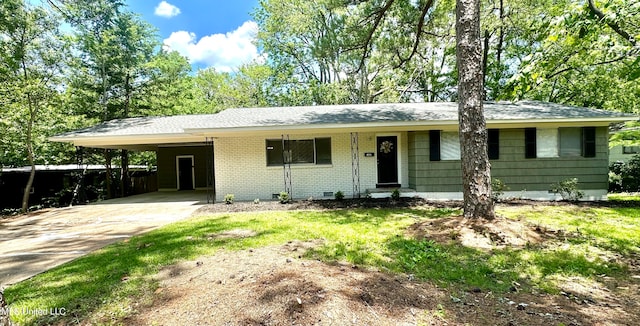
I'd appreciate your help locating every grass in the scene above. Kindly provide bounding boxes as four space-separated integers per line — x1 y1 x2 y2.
608 192 640 202
5 201 639 325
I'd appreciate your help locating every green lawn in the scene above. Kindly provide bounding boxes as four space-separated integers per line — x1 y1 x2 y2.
5 201 639 325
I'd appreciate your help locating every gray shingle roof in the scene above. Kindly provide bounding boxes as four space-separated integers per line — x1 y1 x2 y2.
51 101 633 140
189 100 632 130
52 114 214 138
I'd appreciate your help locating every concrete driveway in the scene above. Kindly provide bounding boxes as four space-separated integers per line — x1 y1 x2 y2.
0 191 206 286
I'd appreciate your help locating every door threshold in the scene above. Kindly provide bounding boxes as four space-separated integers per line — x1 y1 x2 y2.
376 183 401 188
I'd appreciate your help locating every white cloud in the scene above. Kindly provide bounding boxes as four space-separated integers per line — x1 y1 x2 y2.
154 1 181 18
162 21 260 72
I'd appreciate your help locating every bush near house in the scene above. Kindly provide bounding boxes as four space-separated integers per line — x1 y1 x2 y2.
391 189 401 201
609 154 640 192
491 178 509 201
278 192 290 204
550 178 584 201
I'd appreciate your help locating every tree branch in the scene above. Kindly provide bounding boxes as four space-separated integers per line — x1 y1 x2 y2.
357 0 395 73
547 54 629 79
394 0 435 68
588 0 636 46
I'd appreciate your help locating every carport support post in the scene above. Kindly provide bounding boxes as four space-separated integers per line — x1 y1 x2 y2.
351 132 361 198
71 146 87 205
206 137 215 204
282 134 292 198
120 149 129 197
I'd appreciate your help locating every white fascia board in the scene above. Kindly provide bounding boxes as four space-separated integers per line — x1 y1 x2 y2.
186 117 633 137
49 133 205 146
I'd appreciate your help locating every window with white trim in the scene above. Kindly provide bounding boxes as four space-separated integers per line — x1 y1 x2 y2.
559 127 581 157
537 128 559 158
266 138 331 166
440 131 461 160
525 127 596 158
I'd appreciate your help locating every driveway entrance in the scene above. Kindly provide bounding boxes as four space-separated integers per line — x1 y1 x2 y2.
0 191 205 286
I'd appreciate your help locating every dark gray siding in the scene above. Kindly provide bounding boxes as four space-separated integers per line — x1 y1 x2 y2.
408 127 609 192
157 146 210 189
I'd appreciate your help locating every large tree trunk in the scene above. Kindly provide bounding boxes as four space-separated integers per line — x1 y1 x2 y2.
456 0 495 219
21 137 35 213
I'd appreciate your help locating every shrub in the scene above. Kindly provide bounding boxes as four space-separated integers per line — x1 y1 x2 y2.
224 194 234 204
278 191 290 204
550 178 584 201
609 155 640 192
334 190 344 201
491 178 509 201
391 188 401 201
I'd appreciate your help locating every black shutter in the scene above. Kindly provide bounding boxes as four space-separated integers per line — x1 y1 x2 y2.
429 130 441 161
488 129 500 160
582 127 596 158
524 128 537 158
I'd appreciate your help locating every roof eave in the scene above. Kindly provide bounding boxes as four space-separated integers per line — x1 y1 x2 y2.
186 117 635 136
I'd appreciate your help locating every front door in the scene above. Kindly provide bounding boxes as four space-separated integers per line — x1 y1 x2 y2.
177 157 194 190
376 136 399 187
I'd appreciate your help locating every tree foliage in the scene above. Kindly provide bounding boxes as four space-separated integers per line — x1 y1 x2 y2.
0 0 75 211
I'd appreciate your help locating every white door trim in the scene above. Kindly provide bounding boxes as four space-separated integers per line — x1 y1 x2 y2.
176 155 195 190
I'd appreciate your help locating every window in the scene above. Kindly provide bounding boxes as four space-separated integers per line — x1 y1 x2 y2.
441 132 461 160
315 138 332 164
488 129 500 160
623 146 640 154
559 127 581 157
429 130 460 161
266 138 331 166
537 128 559 158
429 129 499 160
525 127 596 159
524 128 558 158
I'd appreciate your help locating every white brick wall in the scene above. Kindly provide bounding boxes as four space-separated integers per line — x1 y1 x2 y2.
213 132 408 201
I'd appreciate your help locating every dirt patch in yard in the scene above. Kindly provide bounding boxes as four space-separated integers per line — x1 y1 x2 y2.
127 239 639 326
407 216 545 250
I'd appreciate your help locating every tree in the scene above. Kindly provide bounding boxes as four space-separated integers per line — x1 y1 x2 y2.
58 0 158 198
254 0 419 104
193 62 278 110
456 0 494 218
140 49 199 115
505 0 639 113
0 0 65 212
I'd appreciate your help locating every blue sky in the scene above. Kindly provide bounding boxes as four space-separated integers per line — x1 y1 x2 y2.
125 1 261 72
